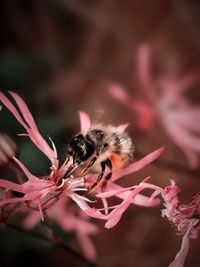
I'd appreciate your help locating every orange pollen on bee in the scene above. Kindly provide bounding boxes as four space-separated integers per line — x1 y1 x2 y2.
109 153 126 170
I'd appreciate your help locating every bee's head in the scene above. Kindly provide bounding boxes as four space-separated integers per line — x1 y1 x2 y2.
67 134 95 163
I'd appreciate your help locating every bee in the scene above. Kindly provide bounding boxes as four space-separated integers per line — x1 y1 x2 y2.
66 124 134 191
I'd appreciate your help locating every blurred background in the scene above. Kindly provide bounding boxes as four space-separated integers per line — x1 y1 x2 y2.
0 0 200 266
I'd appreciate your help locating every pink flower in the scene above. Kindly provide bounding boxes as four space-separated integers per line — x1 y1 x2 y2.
0 91 163 230
108 44 200 168
161 180 200 267
129 178 200 267
0 91 89 221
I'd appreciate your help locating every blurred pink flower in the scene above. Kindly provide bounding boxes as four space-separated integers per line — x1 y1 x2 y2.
0 92 91 219
0 91 163 229
135 179 200 267
0 133 17 166
108 44 200 168
161 180 200 267
24 197 98 261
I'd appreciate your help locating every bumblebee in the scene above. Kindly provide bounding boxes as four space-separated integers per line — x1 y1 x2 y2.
66 124 134 190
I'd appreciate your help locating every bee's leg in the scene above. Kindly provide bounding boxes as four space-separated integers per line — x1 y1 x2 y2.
64 164 76 178
81 156 97 174
66 164 75 175
98 161 106 181
88 161 106 192
105 159 112 180
102 159 112 189
65 158 81 178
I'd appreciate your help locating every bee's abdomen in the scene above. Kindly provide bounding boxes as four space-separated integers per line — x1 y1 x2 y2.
112 132 134 152
109 153 129 170
109 132 134 169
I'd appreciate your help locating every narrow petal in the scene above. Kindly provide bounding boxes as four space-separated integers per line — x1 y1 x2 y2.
117 123 129 132
79 111 91 132
133 101 156 130
108 84 139 113
96 185 137 198
13 157 39 182
9 91 38 130
23 211 41 229
0 179 25 193
180 146 199 169
0 195 37 206
0 91 28 129
0 91 58 167
101 197 109 215
108 83 156 131
171 71 200 94
108 84 130 103
105 186 145 229
167 124 200 152
174 109 200 132
71 194 108 220
38 202 44 221
137 43 156 101
168 221 198 267
107 183 160 207
166 123 200 167
76 231 97 261
112 147 164 181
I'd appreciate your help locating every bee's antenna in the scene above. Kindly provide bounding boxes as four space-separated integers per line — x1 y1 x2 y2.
47 135 68 144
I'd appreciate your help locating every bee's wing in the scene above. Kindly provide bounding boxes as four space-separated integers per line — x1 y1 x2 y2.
93 109 105 124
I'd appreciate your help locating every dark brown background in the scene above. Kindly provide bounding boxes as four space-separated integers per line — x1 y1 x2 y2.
0 1 200 266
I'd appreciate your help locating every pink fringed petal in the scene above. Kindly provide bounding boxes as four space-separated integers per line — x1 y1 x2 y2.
94 178 162 229
107 183 160 207
104 186 146 229
0 91 58 167
71 194 111 221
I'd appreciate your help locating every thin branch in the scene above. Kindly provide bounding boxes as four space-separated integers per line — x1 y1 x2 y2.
4 222 95 266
